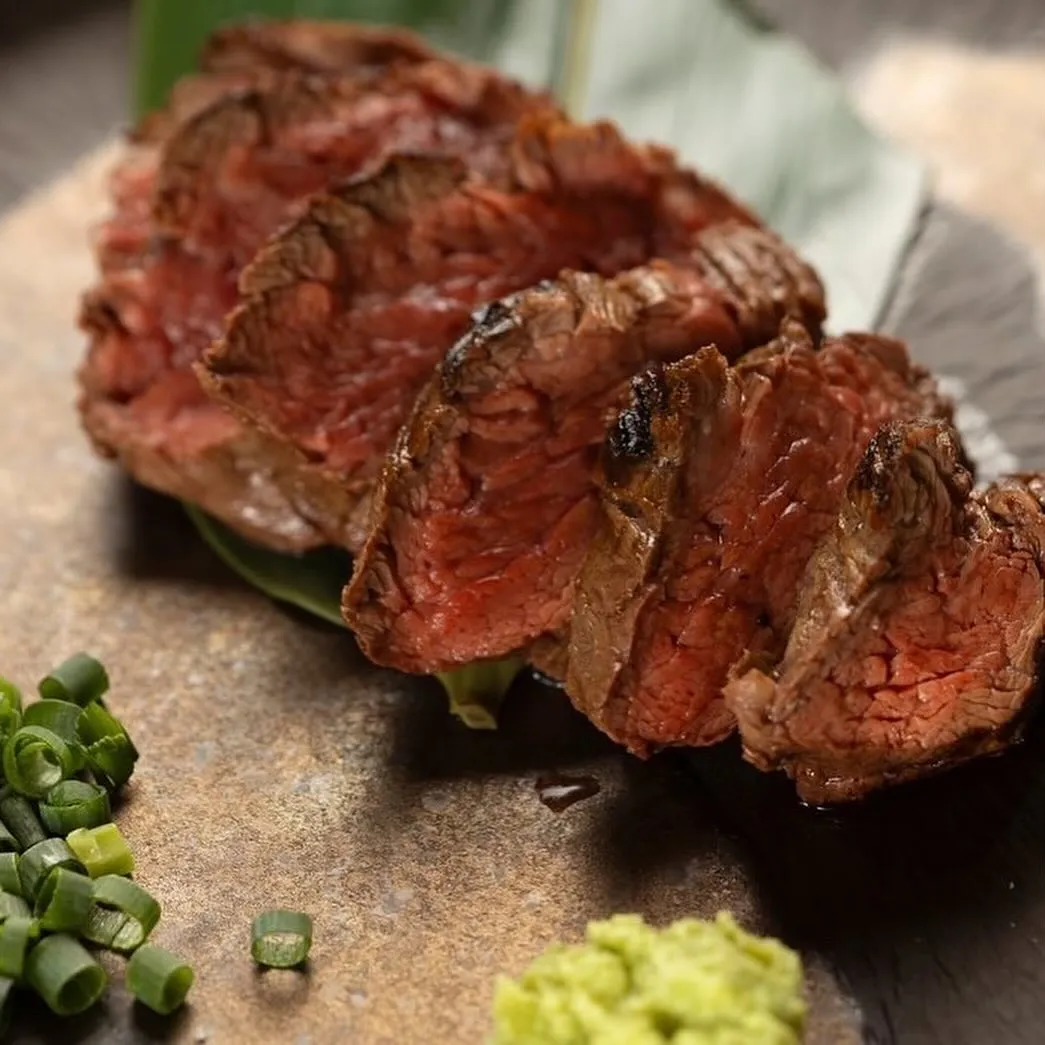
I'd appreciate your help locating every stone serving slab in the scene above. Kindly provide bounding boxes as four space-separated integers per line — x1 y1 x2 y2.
1 12 1045 1045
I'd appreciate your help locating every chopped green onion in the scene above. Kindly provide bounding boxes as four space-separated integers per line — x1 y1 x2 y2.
40 781 111 835
77 704 138 789
23 701 86 771
35 868 94 932
0 856 20 898
38 653 109 707
0 791 45 850
25 933 107 1015
18 839 85 902
81 875 160 954
0 915 39 978
3 726 76 798
66 823 134 878
250 909 312 969
0 681 21 743
0 893 29 920
126 944 194 1014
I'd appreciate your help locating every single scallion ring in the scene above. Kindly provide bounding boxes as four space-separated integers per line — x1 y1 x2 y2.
34 867 94 933
0 915 39 978
3 726 76 798
80 875 160 954
126 944 194 1014
65 823 134 878
18 838 85 902
250 909 313 969
0 791 46 850
25 933 107 1015
38 653 110 707
40 781 111 835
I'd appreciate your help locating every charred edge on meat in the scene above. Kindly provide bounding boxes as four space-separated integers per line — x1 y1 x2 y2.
440 300 521 396
851 423 908 511
607 365 668 461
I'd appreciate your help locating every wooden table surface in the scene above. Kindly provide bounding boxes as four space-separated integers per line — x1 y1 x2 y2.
1 3 1044 1043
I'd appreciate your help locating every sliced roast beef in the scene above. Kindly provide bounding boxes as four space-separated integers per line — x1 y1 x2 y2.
151 58 558 257
78 36 557 551
566 322 952 754
341 225 824 674
725 421 1045 803
201 117 759 551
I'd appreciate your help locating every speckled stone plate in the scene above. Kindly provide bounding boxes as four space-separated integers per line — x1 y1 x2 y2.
3 12 1045 1043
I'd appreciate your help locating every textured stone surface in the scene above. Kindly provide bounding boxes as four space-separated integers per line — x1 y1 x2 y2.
0 148 861 1045
3 3 1045 1042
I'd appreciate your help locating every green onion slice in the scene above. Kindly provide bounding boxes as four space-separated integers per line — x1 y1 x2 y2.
0 915 39 978
35 867 94 932
126 944 194 1014
38 653 109 707
3 726 75 798
251 909 312 969
0 892 29 920
81 875 160 954
0 791 46 850
23 701 87 770
77 704 138 789
40 780 111 835
25 933 107 1015
66 823 134 878
0 856 20 898
18 838 85 902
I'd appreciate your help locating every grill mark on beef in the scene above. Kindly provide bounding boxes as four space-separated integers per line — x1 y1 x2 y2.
726 420 1045 803
565 323 952 755
608 366 667 461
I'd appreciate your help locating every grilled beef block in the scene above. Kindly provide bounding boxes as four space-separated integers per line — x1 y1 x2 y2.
726 421 1045 803
78 30 555 551
201 117 758 552
341 225 825 673
566 323 952 754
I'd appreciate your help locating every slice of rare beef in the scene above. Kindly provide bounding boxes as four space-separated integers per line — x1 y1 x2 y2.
102 19 435 265
201 116 759 552
726 421 1045 803
341 224 825 673
566 322 952 753
78 34 556 551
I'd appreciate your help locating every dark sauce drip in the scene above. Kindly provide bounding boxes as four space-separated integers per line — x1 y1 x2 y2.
535 773 601 812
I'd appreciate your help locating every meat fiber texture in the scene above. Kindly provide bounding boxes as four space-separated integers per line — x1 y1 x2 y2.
77 21 560 550
200 116 759 553
565 322 953 755
725 421 1045 804
342 225 825 674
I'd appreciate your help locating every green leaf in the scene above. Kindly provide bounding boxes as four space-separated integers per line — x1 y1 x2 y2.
133 0 555 117
579 0 926 332
435 659 526 729
186 505 525 726
184 505 349 627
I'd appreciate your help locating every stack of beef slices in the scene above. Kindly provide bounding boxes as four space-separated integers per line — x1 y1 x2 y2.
78 21 1045 803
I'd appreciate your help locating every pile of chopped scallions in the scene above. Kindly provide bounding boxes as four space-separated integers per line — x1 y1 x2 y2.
0 653 193 1029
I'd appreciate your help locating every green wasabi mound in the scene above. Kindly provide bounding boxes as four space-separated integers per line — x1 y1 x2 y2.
491 912 806 1045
